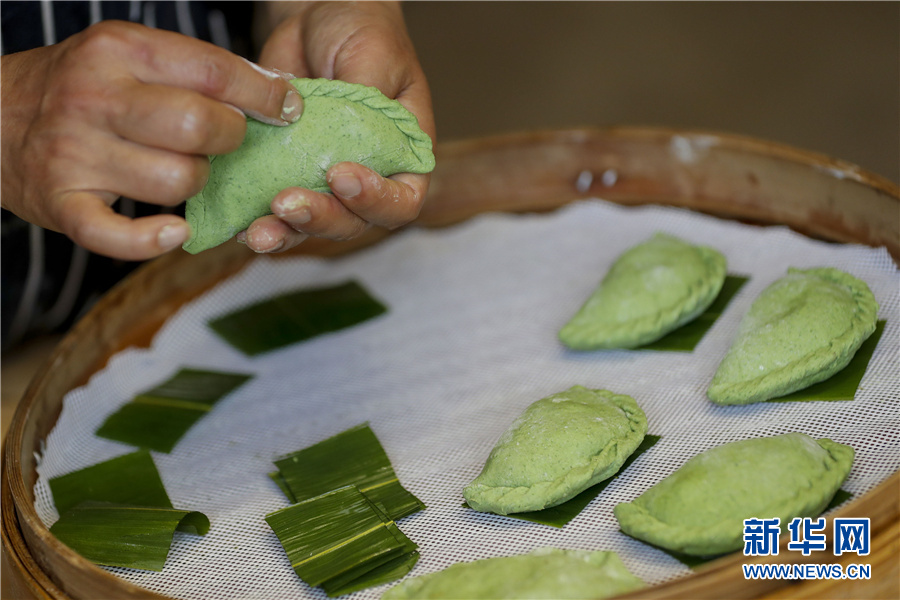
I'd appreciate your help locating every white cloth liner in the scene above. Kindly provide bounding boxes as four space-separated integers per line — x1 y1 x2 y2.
34 200 900 599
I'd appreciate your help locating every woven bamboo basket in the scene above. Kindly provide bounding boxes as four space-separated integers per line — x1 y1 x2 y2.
3 128 898 600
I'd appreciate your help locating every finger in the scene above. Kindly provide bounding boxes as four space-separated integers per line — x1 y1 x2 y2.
107 82 247 155
298 2 410 91
40 125 210 208
331 37 410 99
100 23 303 125
326 163 426 229
55 191 191 260
241 215 309 253
93 136 210 205
329 34 436 147
271 187 370 240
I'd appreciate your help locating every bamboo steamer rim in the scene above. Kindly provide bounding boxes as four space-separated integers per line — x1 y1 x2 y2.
3 127 899 600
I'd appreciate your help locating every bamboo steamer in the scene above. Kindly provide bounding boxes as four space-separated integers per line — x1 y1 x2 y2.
3 128 898 600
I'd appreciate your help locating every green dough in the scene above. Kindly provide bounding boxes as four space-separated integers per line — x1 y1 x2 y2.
614 433 854 557
183 78 435 254
464 386 647 515
381 548 645 600
708 267 878 404
559 233 727 349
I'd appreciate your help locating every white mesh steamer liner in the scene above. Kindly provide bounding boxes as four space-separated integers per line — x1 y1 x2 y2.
34 200 900 599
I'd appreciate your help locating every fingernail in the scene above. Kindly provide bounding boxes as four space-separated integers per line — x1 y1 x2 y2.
236 231 247 244
257 240 284 253
330 172 361 198
247 229 284 253
282 90 303 123
158 223 190 250
246 59 281 79
243 58 296 81
244 110 286 127
274 192 311 223
225 103 246 118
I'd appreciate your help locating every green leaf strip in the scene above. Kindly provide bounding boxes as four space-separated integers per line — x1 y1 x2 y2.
639 275 749 352
826 488 854 511
137 368 254 405
768 320 886 402
48 452 210 572
49 450 172 513
316 513 417 596
265 485 415 589
292 522 388 569
323 551 420 597
95 368 253 452
95 405 206 454
50 503 209 572
209 281 388 356
131 396 215 412
273 422 424 521
359 476 400 494
269 471 297 503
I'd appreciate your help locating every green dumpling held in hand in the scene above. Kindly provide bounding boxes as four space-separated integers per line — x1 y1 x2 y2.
464 386 647 515
559 233 727 350
183 78 435 254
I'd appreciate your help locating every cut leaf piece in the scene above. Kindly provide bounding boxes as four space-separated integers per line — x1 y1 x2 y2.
324 550 419 597
265 486 416 590
504 434 661 528
96 368 253 452
209 281 388 356
273 423 424 521
559 234 727 349
320 502 419 596
268 471 296 503
639 276 748 351
50 502 210 571
50 450 172 514
183 77 435 253
708 267 879 405
381 548 645 600
133 368 254 406
95 404 207 454
769 320 886 402
826 488 854 511
618 532 720 569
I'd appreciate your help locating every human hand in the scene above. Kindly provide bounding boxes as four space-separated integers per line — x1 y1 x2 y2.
0 20 304 260
241 0 435 253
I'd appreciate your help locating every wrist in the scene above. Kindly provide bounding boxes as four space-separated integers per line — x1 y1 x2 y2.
1 48 50 213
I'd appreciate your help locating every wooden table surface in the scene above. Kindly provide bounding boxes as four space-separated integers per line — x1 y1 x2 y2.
1 335 63 444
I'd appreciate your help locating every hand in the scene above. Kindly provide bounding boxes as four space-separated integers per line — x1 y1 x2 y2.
241 1 436 253
0 20 303 260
